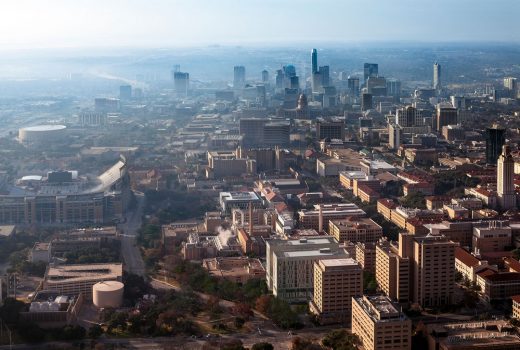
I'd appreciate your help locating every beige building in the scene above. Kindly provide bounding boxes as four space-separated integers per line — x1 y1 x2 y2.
298 203 365 232
43 263 123 300
328 217 383 244
352 295 411 350
375 240 410 303
309 258 362 324
265 237 348 302
513 295 520 319
356 242 376 272
413 235 458 307
472 221 512 254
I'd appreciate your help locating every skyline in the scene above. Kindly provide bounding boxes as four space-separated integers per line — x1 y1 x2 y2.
0 0 519 49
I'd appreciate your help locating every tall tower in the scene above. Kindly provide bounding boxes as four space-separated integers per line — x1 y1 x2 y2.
433 62 441 91
311 48 318 74
233 66 246 88
497 144 516 210
486 125 506 165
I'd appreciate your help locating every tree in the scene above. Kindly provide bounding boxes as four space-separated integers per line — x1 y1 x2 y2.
251 343 274 350
322 329 359 350
88 324 103 339
255 295 272 314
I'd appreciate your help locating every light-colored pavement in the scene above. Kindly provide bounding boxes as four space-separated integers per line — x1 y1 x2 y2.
120 191 146 276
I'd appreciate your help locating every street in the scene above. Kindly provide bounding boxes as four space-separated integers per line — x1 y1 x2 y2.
119 191 146 276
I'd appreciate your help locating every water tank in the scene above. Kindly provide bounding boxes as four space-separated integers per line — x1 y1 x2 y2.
93 281 124 308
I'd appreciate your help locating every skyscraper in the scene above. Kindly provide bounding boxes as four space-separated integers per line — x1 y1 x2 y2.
261 69 269 83
347 76 360 97
311 48 318 74
363 63 378 84
436 106 457 131
486 125 506 165
361 92 373 111
173 72 189 96
433 62 441 90
319 65 330 87
497 144 516 210
233 66 246 88
119 85 132 100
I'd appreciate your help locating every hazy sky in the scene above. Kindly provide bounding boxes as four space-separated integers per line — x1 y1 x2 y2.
0 0 518 49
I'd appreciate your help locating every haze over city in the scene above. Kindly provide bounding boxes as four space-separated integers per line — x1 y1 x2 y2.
0 1 520 350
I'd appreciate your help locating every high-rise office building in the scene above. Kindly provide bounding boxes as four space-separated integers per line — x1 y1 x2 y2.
396 106 418 127
319 65 330 87
361 93 373 111
275 69 284 89
413 234 458 307
388 124 402 150
386 79 401 99
173 72 189 96
367 76 387 96
504 77 517 91
363 63 378 84
261 69 269 83
233 66 246 88
347 76 360 97
486 125 506 165
311 48 318 74
119 85 132 100
316 118 345 140
309 258 362 325
352 295 411 350
239 118 265 146
497 145 516 210
436 106 457 131
433 62 441 91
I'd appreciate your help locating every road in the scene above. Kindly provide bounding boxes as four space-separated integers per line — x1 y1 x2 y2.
119 191 146 276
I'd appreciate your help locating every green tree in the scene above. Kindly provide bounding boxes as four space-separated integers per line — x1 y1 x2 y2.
88 324 103 339
252 342 274 350
322 329 359 350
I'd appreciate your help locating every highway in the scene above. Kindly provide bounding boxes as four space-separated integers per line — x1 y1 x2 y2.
119 191 146 276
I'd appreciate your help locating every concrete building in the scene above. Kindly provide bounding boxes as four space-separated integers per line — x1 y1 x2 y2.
298 203 365 233
436 106 458 132
30 242 51 263
219 191 263 214
309 258 362 325
356 242 376 272
316 117 345 140
513 295 520 319
413 235 458 307
328 218 383 244
43 263 123 300
352 295 411 350
425 320 520 350
472 221 512 254
0 157 130 226
375 240 410 303
265 237 348 302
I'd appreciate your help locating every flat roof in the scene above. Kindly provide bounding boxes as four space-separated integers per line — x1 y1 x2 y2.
320 258 358 267
0 225 15 237
284 249 346 258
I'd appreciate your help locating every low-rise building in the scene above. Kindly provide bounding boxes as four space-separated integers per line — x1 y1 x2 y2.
43 263 123 300
425 320 520 350
328 218 383 244
31 242 51 263
202 257 265 283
